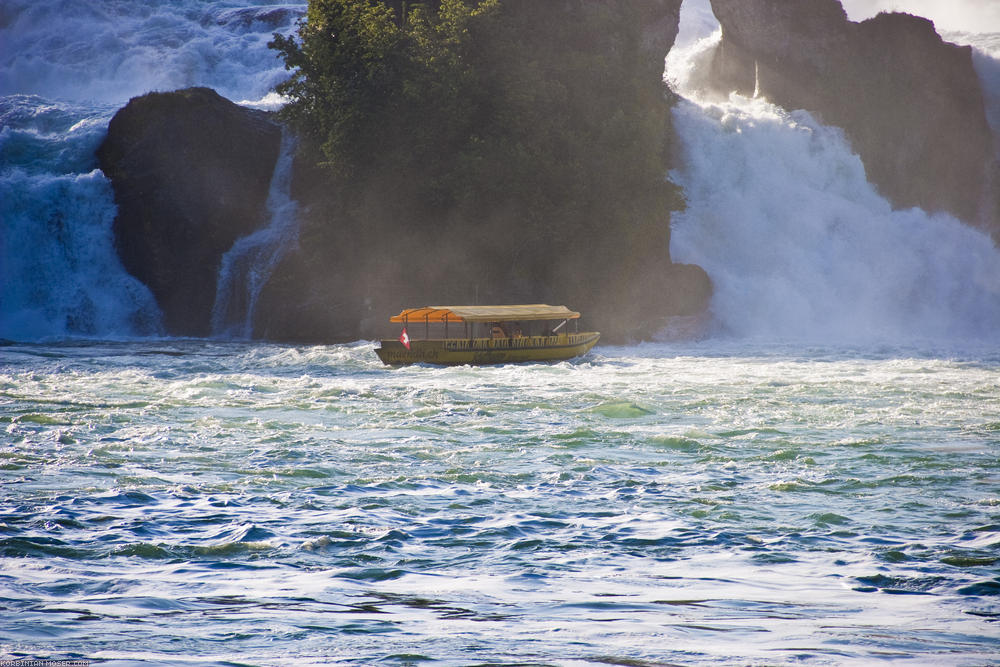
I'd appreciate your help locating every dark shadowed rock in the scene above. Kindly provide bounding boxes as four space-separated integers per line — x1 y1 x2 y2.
632 0 683 80
708 0 1000 238
97 87 282 336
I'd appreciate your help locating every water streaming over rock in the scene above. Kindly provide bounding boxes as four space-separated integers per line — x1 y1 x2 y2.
0 0 303 342
0 97 162 340
210 130 299 338
666 0 1000 345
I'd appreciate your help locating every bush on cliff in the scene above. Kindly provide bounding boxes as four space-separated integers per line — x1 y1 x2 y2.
268 0 698 340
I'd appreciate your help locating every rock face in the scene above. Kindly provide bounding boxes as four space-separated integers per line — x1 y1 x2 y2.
632 0 683 81
707 0 1000 238
97 87 282 336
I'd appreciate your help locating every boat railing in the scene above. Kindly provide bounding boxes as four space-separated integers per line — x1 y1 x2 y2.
431 333 593 352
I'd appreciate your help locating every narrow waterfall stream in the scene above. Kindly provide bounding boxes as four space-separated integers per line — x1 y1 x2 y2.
210 130 299 339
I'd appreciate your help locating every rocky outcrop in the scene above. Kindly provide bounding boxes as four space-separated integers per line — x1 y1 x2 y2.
97 87 282 336
99 2 710 345
254 0 702 345
633 0 683 82
707 0 1000 238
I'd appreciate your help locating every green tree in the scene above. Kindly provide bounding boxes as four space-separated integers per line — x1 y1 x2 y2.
271 0 497 186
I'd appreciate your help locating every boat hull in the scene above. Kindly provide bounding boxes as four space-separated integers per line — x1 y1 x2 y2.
376 332 600 366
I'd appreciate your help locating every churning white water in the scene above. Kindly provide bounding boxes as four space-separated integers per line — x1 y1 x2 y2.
0 0 300 107
666 0 1000 345
0 99 162 340
2 339 998 665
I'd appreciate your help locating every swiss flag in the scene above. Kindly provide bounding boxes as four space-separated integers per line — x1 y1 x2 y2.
399 328 411 349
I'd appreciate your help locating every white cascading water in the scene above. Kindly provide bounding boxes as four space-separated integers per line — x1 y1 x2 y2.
970 44 1000 161
0 0 303 342
0 99 163 340
210 130 299 339
0 0 300 107
665 0 1000 344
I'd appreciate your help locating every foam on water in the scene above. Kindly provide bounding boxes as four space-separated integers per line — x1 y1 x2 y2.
1 340 997 665
666 2 1000 345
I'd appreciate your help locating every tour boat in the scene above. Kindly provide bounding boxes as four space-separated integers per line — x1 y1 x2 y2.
375 304 600 365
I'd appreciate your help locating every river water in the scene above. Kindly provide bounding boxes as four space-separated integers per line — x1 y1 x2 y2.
2 340 998 665
3 0 1000 663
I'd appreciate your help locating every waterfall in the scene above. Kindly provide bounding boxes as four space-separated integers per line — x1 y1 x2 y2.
6 0 999 344
664 0 1000 344
0 98 163 341
0 0 303 342
210 130 299 339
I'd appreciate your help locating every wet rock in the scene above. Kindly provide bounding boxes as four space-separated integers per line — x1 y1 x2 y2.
97 87 282 336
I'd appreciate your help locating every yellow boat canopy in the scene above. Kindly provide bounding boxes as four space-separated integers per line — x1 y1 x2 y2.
390 304 580 323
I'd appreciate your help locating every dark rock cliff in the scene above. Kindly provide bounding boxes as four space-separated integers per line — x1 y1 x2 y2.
707 0 1000 238
97 87 282 336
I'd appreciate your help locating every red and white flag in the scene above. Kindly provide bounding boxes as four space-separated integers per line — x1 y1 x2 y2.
399 328 411 349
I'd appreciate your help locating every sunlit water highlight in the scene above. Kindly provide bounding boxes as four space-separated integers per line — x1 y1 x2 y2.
2 341 998 665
